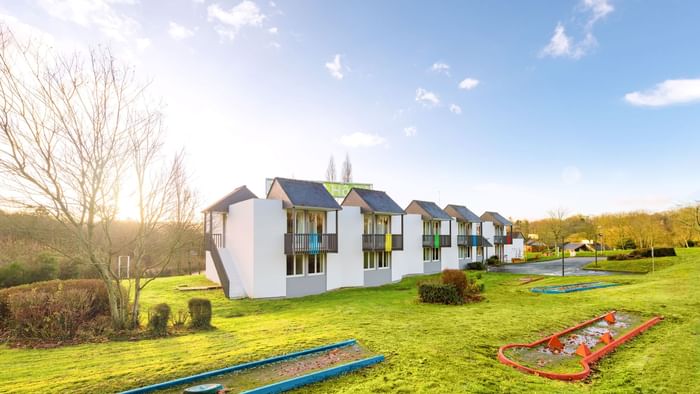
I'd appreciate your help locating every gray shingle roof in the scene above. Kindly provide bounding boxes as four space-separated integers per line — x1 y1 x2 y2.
481 236 493 247
269 178 341 210
444 204 481 223
405 200 452 220
203 185 257 212
480 211 513 226
342 188 404 215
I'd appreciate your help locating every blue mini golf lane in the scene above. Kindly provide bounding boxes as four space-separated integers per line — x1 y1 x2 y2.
530 282 621 294
119 339 383 394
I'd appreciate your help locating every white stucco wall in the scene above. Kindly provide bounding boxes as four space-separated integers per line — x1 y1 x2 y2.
327 206 363 290
441 219 459 269
226 198 286 299
251 199 286 298
481 221 496 259
505 238 525 262
392 213 423 281
204 251 219 284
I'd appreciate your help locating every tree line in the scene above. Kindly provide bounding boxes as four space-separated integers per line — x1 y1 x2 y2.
514 205 700 250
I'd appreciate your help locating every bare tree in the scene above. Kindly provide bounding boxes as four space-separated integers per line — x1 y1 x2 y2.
0 28 194 329
547 207 569 255
341 153 352 183
325 155 336 182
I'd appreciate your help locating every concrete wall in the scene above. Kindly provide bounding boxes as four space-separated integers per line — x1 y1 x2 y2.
392 213 423 281
423 261 441 274
364 268 392 287
204 251 219 284
287 274 326 297
327 206 363 290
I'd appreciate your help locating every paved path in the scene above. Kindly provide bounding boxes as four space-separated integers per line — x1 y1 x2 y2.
489 257 618 276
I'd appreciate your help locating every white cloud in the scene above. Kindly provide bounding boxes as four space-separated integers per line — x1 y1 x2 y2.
136 37 151 51
458 78 479 90
415 88 439 107
430 62 450 75
325 54 344 80
403 126 417 137
562 166 582 185
449 104 462 114
207 1 266 41
583 0 614 26
268 26 278 34
168 22 196 40
268 41 281 49
340 132 386 148
37 0 140 43
624 79 700 107
540 0 612 60
541 23 596 59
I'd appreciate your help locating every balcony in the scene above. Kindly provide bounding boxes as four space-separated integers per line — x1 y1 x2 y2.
284 233 338 255
422 234 452 248
494 235 512 244
362 234 404 251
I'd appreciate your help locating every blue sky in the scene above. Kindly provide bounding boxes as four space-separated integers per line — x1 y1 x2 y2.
2 0 699 219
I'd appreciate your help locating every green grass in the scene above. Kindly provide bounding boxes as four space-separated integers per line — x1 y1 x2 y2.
583 255 679 273
1 249 699 393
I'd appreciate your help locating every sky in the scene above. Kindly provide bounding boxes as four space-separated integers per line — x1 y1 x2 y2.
1 0 699 220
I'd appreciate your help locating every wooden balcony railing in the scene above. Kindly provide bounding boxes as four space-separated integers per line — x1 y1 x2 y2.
362 234 404 251
422 234 452 248
211 233 223 248
284 233 338 255
494 235 508 244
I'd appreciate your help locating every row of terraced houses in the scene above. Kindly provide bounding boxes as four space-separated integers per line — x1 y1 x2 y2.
203 178 524 299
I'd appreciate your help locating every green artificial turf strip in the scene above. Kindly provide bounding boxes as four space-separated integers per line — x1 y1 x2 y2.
1 248 698 393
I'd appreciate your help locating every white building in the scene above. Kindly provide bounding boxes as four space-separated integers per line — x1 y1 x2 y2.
480 211 515 262
443 205 492 269
204 178 518 299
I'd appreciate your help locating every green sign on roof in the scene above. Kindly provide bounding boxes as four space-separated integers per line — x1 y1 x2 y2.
323 181 372 198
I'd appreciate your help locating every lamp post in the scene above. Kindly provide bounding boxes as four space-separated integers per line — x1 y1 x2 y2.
594 232 602 267
561 236 565 277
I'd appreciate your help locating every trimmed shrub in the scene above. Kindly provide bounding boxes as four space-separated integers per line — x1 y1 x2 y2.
466 261 485 270
188 298 212 329
486 255 500 265
148 303 171 336
418 283 463 305
441 269 467 298
608 248 677 261
0 279 110 340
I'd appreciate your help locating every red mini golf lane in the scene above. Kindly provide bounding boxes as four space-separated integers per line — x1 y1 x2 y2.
497 311 663 381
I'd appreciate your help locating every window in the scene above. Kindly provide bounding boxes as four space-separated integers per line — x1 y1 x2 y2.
364 252 376 270
477 247 483 256
458 222 467 236
423 247 431 262
376 215 391 234
308 254 325 275
286 255 304 276
459 246 467 259
433 221 440 236
467 246 472 258
364 215 374 234
378 251 391 269
423 221 431 235
432 247 440 261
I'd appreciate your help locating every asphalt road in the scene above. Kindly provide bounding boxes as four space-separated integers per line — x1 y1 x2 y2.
489 257 617 276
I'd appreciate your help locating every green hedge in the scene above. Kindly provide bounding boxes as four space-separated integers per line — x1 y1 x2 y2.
608 248 676 261
188 298 212 329
148 303 171 337
418 283 463 305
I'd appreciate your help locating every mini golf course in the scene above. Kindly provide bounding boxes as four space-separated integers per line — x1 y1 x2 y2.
498 311 662 381
120 339 383 394
530 282 620 294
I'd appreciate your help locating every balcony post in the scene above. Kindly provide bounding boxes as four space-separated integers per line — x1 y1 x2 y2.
209 211 213 249
292 208 296 255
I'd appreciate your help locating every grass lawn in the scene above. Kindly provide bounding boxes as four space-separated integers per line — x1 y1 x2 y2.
1 248 699 393
583 255 680 273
